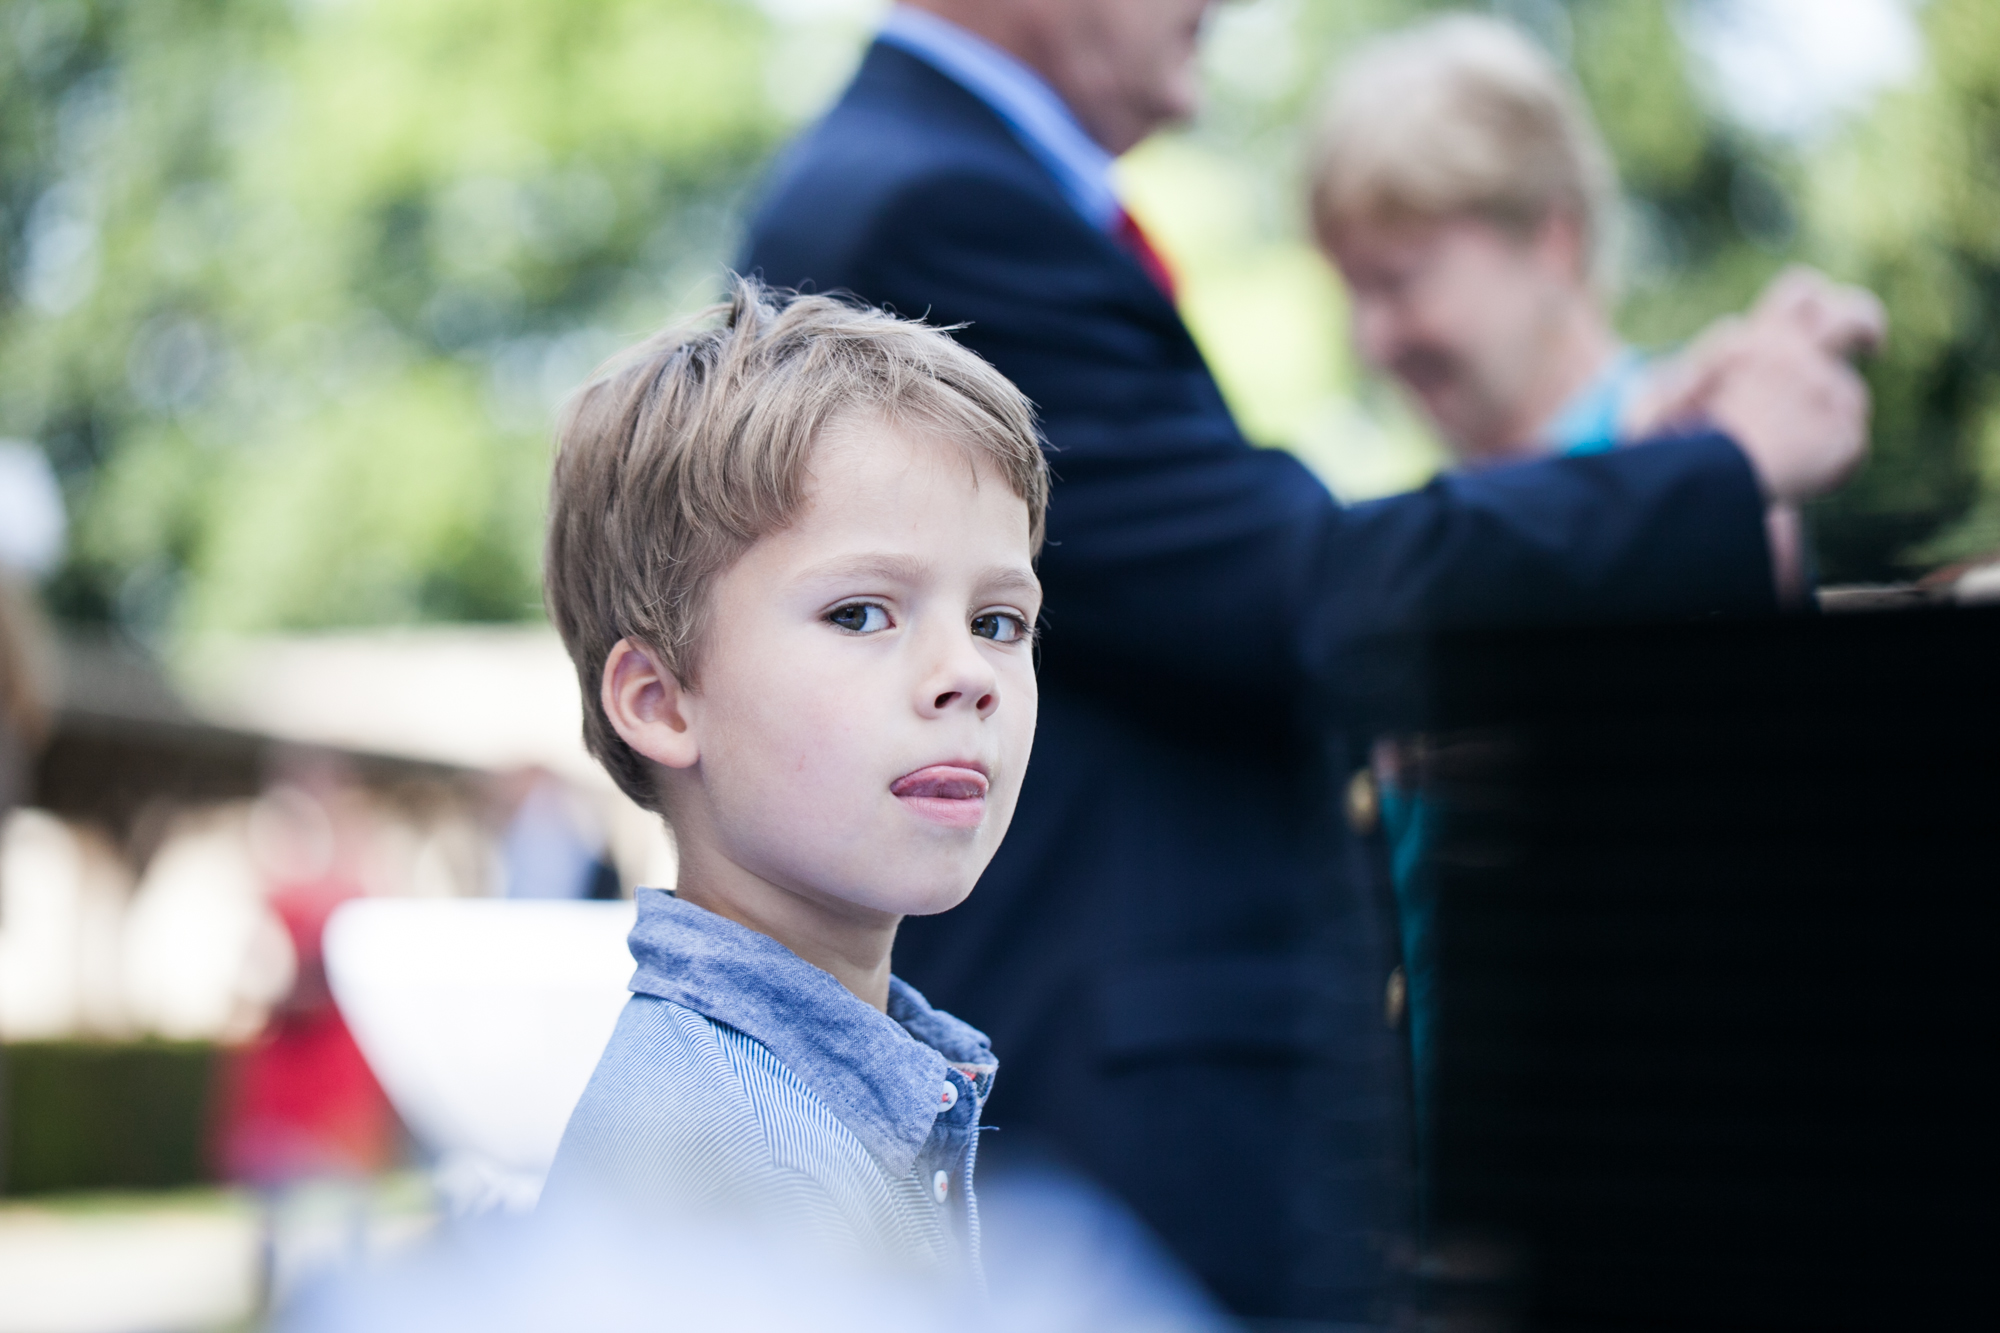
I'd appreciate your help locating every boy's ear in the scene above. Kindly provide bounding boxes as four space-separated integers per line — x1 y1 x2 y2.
601 639 700 770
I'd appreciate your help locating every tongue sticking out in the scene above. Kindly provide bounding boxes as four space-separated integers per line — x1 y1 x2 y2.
892 767 989 829
891 766 989 801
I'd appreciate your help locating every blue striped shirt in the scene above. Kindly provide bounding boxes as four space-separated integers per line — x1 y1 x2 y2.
542 890 996 1274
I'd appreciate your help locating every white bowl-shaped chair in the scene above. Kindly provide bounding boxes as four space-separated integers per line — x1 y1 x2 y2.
324 898 636 1213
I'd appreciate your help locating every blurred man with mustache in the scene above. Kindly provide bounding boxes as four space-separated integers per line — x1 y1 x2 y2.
743 2 1870 1322
1313 14 1883 598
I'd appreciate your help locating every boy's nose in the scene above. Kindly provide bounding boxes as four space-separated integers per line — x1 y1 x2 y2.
931 684 997 716
922 638 1000 720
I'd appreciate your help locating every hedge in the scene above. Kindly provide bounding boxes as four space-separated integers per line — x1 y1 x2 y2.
0 1040 218 1196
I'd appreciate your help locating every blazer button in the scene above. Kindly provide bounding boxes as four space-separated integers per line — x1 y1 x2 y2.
1385 966 1407 1030
938 1081 958 1111
1346 768 1379 835
933 1170 950 1203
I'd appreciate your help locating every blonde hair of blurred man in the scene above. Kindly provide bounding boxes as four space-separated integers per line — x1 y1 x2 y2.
1310 14 1627 465
1314 13 1620 284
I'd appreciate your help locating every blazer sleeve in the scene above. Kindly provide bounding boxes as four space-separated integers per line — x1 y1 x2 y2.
793 168 1776 703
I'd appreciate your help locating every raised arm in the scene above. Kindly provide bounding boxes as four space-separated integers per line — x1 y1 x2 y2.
755 167 1777 706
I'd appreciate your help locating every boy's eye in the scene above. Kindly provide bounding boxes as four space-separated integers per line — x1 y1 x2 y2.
971 611 1027 644
827 602 890 634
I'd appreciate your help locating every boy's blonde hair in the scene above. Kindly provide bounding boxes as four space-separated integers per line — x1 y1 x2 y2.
545 278 1049 811
1309 14 1619 288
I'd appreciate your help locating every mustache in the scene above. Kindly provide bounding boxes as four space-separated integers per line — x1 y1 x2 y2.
1389 346 1463 391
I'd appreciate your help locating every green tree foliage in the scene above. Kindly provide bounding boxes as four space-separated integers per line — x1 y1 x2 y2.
1803 0 2000 577
1495 0 2000 580
2 0 1989 636
1567 0 1791 348
1572 0 1999 579
0 0 782 634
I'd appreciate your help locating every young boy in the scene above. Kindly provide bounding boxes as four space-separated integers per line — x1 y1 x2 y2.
538 279 1048 1274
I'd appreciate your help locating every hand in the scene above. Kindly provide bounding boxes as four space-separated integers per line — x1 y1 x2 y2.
1701 325 1872 504
1749 264 1886 360
1622 267 1882 504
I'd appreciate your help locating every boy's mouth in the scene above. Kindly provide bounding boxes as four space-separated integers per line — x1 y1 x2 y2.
890 764 989 829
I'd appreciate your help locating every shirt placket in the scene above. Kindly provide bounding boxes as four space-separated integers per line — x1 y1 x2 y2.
915 1066 982 1247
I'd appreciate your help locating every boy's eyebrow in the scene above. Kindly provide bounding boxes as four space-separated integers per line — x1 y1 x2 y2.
978 567 1043 599
800 554 1041 598
799 554 930 587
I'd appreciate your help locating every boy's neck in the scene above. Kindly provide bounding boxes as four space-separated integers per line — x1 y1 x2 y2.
671 850 900 1012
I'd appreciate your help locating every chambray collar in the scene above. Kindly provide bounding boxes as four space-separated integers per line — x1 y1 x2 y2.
625 888 995 1177
877 5 1121 231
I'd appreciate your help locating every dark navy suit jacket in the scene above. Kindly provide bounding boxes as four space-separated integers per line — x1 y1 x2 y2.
743 43 1773 1323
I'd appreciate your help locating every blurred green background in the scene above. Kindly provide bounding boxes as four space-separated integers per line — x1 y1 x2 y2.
3 0 1994 642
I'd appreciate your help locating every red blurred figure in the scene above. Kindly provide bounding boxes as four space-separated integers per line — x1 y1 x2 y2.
215 777 396 1185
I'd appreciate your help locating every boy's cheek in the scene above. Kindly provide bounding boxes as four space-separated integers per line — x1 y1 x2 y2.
990 710 1039 812
711 650 866 738
1001 660 1039 734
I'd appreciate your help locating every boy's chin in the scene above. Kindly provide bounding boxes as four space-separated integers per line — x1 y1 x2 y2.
874 878 980 919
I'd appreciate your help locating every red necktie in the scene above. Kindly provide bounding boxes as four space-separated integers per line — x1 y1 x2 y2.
1114 207 1177 302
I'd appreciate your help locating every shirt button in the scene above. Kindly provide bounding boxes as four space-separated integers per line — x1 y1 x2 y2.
933 1170 950 1203
938 1081 959 1110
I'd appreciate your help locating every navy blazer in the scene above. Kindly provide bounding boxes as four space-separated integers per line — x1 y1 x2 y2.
743 43 1773 1323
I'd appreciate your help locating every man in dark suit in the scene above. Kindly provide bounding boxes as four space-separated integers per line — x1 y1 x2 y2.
742 2 1868 1322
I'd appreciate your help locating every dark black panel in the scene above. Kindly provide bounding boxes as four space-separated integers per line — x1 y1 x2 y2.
1416 607 1997 1331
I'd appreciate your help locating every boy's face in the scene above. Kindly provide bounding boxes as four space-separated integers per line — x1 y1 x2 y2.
668 418 1041 923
